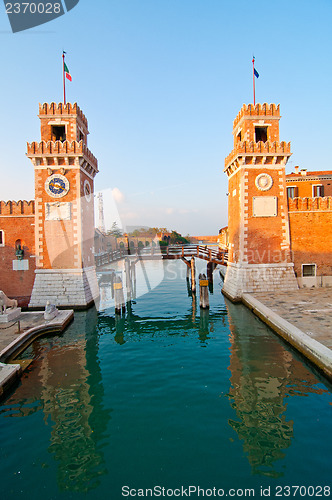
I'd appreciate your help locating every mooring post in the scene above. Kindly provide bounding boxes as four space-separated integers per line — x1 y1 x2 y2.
110 271 116 299
114 315 125 345
192 292 197 324
114 275 126 315
199 308 209 340
207 262 214 294
131 261 137 300
125 257 132 302
199 273 209 309
190 256 196 294
207 262 214 281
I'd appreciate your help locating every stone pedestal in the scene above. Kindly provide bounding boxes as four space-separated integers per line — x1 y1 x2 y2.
222 262 298 302
0 308 21 323
29 267 99 309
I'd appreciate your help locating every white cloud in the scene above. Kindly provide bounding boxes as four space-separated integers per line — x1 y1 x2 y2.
112 187 125 203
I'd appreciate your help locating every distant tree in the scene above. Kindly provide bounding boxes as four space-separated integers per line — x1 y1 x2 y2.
107 221 123 238
169 231 190 245
128 226 169 237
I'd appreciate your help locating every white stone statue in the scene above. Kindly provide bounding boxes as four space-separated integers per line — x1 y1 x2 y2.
0 290 18 315
44 301 59 321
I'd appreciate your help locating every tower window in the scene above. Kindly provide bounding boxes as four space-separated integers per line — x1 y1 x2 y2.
313 185 324 197
51 125 66 142
255 126 268 143
0 230 4 246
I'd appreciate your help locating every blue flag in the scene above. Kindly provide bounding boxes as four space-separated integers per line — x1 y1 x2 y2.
254 68 259 78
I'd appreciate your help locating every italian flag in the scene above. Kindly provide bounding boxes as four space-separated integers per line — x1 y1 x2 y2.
64 62 72 82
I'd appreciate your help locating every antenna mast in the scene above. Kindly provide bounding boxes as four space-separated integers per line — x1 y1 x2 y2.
97 192 105 234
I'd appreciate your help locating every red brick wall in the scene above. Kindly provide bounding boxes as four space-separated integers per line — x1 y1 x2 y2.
288 197 332 276
0 204 36 307
189 235 218 243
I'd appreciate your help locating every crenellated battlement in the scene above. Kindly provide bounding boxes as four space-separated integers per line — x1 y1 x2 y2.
27 140 98 171
39 102 88 129
233 103 280 129
288 196 332 212
0 200 35 216
225 140 291 168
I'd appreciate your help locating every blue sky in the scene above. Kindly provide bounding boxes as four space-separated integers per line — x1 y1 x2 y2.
0 0 331 235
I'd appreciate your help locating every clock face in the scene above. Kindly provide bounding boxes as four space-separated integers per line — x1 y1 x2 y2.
84 180 92 202
45 174 70 198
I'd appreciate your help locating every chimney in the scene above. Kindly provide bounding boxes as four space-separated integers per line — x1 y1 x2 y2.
294 166 299 174
300 169 307 176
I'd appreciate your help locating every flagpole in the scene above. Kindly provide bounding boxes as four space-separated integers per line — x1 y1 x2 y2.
252 57 256 106
62 52 66 105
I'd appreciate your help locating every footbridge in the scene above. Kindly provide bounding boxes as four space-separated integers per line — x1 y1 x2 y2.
95 244 228 269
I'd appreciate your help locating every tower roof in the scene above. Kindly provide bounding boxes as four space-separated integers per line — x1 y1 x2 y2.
39 102 88 130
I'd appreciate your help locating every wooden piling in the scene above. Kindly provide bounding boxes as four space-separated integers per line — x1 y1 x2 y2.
114 275 125 315
199 308 209 337
199 273 209 309
191 257 196 293
207 262 214 282
125 257 132 301
110 271 116 299
207 262 215 294
192 292 197 323
187 265 190 280
131 261 137 300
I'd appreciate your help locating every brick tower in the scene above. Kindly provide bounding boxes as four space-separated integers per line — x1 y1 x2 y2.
27 102 99 308
223 103 298 301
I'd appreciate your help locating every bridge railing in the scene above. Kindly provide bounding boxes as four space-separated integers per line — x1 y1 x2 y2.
95 244 228 267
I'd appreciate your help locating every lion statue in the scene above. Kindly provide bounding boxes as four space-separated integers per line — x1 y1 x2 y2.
0 290 18 314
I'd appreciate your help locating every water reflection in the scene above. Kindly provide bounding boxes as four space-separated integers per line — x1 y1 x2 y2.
98 298 226 347
225 298 329 478
2 308 111 493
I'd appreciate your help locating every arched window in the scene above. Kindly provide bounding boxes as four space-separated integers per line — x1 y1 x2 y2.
0 230 4 246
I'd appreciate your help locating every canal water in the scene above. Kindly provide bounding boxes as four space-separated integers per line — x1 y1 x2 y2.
0 260 331 499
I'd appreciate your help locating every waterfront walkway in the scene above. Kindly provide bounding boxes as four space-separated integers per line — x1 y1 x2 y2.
241 288 332 380
0 310 73 397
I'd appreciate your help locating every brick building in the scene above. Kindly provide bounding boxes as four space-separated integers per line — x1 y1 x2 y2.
0 201 36 306
0 102 100 308
222 103 298 300
222 103 332 299
286 167 332 199
286 168 332 286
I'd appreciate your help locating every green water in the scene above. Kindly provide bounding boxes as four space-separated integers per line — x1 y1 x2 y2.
0 260 331 499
